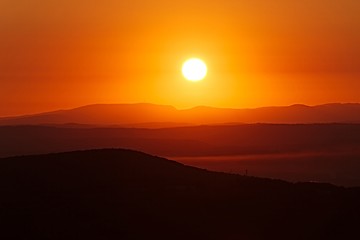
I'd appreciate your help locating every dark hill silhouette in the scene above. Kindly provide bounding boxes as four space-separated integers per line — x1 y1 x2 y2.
1 149 359 239
1 124 360 186
1 103 360 126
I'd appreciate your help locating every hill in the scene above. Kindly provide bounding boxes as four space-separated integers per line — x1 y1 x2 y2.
1 103 360 126
0 149 359 239
1 124 360 186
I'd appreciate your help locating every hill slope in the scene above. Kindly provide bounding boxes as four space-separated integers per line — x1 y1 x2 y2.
1 124 360 186
1 149 359 239
1 103 360 126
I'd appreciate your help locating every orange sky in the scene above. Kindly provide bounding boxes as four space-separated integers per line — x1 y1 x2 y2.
1 0 360 116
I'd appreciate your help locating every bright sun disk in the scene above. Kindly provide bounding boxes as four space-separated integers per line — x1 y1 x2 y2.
182 58 207 82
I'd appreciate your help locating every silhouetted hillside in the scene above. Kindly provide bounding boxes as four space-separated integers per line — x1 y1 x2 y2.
0 149 359 239
1 124 360 186
1 103 360 126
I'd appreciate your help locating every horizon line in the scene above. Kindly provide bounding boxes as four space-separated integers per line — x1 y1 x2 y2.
2 102 360 119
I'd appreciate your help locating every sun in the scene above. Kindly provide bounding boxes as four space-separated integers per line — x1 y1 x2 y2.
182 58 207 82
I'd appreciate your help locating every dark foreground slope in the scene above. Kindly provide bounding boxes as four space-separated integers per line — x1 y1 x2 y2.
1 124 360 186
1 149 359 240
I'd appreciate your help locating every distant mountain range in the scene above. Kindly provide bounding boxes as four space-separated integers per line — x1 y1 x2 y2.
1 103 360 126
1 149 359 239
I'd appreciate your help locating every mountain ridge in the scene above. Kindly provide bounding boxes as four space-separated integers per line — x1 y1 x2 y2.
1 102 360 126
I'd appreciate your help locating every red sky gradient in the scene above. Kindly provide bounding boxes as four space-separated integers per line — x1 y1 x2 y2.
1 0 360 116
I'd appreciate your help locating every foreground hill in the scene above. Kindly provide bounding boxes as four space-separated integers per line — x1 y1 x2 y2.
1 103 360 126
1 124 360 186
1 149 359 239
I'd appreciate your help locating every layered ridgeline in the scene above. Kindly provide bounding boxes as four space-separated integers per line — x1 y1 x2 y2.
1 149 359 239
1 124 360 186
1 103 360 187
1 103 360 126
